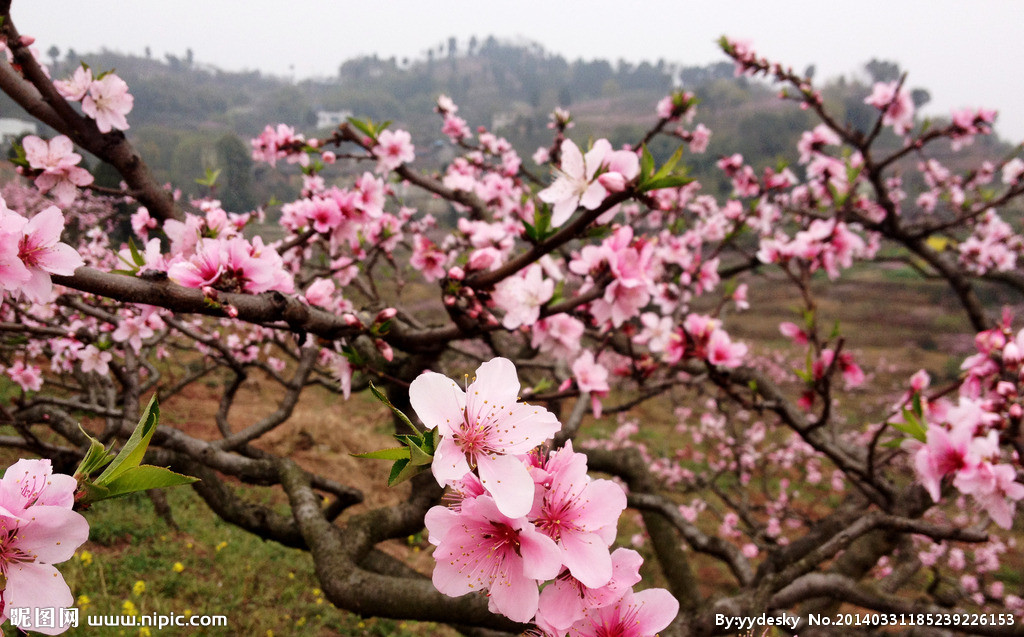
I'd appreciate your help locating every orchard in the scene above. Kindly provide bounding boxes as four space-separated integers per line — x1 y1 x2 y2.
1 4 1024 636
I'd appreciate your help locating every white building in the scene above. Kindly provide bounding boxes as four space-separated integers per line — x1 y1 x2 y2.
316 110 353 130
0 117 36 143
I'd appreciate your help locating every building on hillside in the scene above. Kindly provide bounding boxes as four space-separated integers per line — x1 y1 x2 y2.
316 110 354 131
0 117 36 147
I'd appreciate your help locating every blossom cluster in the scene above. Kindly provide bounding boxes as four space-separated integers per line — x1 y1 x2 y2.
907 312 1024 529
411 358 677 636
0 459 89 635
0 195 84 304
53 66 134 133
19 135 94 206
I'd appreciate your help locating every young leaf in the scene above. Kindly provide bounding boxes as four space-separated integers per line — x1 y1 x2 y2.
100 465 198 499
351 447 411 461
95 396 160 484
368 382 420 433
73 427 115 480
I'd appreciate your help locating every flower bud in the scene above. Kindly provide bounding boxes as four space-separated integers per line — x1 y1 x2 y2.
375 338 394 362
447 266 465 281
597 172 627 193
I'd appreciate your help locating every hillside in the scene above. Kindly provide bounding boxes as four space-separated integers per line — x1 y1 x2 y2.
0 39 1014 209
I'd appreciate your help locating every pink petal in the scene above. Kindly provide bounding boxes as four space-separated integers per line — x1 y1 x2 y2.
423 505 460 546
632 588 680 634
21 267 54 303
469 357 520 408
15 506 90 563
431 436 472 485
574 479 627 530
477 453 535 518
24 206 66 247
579 181 608 210
4 562 75 634
517 522 562 581
549 195 580 228
559 140 584 180
537 578 586 631
560 530 613 588
34 241 84 276
409 371 466 437
487 566 541 623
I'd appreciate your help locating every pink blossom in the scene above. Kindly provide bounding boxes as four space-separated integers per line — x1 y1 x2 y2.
538 139 610 227
409 358 561 518
81 73 134 133
566 588 679 637
373 129 415 173
706 328 748 368
0 459 89 634
130 206 158 240
409 234 447 282
304 278 336 307
864 81 915 135
78 345 113 376
53 65 92 101
22 135 93 205
531 442 626 588
535 548 643 635
167 237 292 295
1002 158 1024 185
6 360 43 392
491 265 553 329
111 314 155 354
531 315 584 359
0 207 31 294
689 123 711 153
2 205 85 303
425 495 561 622
251 124 307 166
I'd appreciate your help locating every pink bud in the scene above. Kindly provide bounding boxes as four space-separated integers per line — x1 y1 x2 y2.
342 313 362 327
447 266 465 281
375 338 394 362
910 369 930 392
375 307 397 323
321 151 336 164
18 35 36 46
1010 404 1023 419
597 172 627 193
443 295 456 306
1003 341 1022 366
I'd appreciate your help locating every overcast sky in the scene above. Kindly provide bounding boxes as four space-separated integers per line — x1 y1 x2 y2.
9 1 1024 142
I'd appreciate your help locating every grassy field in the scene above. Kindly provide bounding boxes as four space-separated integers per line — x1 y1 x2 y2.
3 265 1023 635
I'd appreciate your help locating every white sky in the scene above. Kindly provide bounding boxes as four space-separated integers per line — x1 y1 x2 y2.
10 1 1024 142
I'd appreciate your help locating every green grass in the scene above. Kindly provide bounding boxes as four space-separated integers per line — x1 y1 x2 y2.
57 488 443 637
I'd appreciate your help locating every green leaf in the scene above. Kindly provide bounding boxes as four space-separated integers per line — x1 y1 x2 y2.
638 174 693 193
100 465 198 499
407 438 435 467
195 167 221 187
73 426 116 480
79 482 110 504
368 382 420 433
651 146 685 182
96 396 160 484
347 116 377 140
127 237 146 267
888 419 927 443
639 145 655 179
351 447 410 461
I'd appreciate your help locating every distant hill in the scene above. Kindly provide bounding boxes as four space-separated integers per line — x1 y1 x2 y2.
0 39 1013 211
